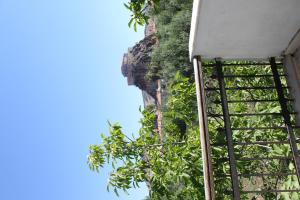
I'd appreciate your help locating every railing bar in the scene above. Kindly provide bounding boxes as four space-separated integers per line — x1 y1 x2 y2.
214 156 292 161
203 63 283 67
223 74 286 78
206 86 290 91
213 99 294 103
231 112 297 116
194 57 215 199
228 99 293 103
215 59 241 199
240 189 300 194
222 63 283 66
238 156 292 161
208 113 297 117
220 172 296 177
212 140 295 147
270 57 300 185
230 126 300 131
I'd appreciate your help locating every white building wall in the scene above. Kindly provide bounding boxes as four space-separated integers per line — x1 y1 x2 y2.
284 47 300 126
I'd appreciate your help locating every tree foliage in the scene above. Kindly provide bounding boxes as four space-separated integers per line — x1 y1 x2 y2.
124 0 160 31
147 0 193 85
88 75 205 199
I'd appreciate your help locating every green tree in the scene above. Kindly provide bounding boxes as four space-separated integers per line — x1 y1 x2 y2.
147 0 193 86
124 0 160 31
88 75 205 199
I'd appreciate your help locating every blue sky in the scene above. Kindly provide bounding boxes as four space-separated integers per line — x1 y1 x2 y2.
0 1 148 199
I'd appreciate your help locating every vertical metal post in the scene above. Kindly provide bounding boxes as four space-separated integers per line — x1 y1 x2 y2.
193 56 215 200
270 57 300 184
215 58 241 200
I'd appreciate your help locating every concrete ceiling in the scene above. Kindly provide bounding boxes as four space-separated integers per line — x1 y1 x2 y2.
189 0 300 60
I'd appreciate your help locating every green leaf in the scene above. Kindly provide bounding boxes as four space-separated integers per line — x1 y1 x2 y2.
128 18 134 27
114 188 119 197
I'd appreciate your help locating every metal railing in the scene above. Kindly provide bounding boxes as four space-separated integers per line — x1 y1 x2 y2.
195 57 300 199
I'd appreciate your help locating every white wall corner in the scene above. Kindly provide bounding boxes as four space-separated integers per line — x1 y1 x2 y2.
285 28 300 55
284 48 300 126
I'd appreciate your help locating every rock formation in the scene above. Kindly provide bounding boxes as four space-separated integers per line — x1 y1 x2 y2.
121 19 162 136
121 19 158 106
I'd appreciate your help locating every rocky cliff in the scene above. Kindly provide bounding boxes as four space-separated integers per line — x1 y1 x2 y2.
121 18 162 141
121 33 157 100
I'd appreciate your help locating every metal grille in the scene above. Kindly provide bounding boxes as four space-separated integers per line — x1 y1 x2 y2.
201 58 300 199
